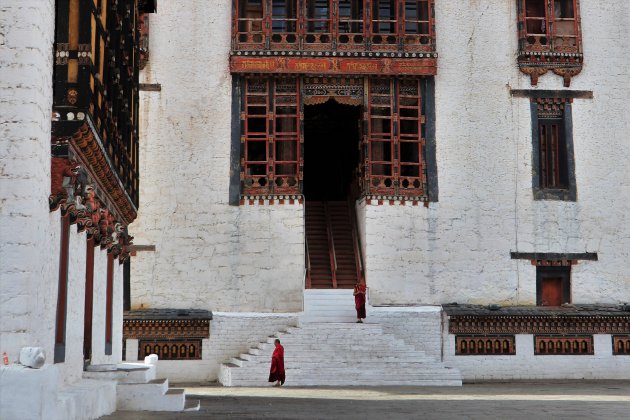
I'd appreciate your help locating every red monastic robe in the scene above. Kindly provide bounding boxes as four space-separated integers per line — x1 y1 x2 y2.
268 344 285 384
354 283 366 319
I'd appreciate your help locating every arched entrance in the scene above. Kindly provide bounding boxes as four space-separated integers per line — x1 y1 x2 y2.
303 93 364 289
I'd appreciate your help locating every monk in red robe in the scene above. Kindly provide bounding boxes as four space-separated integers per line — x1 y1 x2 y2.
354 282 367 323
268 339 285 386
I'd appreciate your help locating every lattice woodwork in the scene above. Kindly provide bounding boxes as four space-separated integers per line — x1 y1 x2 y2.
123 319 211 339
517 0 583 86
232 0 436 54
449 315 630 335
241 77 301 195
138 339 202 360
534 335 593 355
363 78 427 198
455 335 516 356
613 336 630 355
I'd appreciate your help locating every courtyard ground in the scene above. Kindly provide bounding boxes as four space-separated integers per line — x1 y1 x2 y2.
101 380 630 419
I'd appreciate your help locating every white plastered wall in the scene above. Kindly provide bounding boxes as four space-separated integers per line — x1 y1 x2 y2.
363 0 630 305
444 333 630 381
0 0 56 365
130 0 305 313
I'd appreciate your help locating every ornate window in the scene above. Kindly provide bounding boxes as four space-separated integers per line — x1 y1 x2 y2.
530 98 576 200
232 0 435 53
237 76 433 201
305 0 333 49
517 0 582 86
241 77 301 195
364 78 427 198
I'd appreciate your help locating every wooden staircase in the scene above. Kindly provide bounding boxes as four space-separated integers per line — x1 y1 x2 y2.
305 201 362 288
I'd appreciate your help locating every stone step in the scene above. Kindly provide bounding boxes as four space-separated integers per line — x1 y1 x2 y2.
116 387 186 412
57 378 117 420
229 379 463 387
83 363 156 384
184 399 201 411
116 378 169 400
237 353 434 362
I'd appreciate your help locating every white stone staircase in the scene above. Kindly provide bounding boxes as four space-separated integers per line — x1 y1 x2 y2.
84 361 200 412
218 322 462 386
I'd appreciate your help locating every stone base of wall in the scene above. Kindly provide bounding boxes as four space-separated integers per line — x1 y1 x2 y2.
0 364 116 420
445 334 630 381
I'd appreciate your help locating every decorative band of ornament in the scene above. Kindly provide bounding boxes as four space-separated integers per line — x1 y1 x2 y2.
138 339 202 361
534 335 593 355
455 335 516 356
123 319 210 339
240 195 304 205
531 259 576 267
534 97 571 118
613 335 630 355
303 77 364 106
364 195 428 206
449 315 630 334
63 122 138 224
230 56 437 76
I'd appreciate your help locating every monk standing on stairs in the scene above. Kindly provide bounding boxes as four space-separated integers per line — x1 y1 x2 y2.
354 281 367 323
268 339 285 387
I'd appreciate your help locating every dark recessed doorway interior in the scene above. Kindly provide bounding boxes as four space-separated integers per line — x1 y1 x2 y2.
303 100 361 201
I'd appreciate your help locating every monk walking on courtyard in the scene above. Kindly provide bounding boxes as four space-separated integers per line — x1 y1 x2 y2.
354 281 367 323
268 339 285 387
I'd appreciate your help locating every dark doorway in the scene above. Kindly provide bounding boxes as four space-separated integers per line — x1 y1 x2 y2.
303 100 361 201
303 99 363 288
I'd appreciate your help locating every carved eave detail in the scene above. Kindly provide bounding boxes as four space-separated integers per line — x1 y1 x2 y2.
518 52 583 87
68 122 137 225
50 124 136 262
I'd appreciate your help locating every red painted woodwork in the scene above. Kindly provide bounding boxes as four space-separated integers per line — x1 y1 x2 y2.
455 335 516 355
305 201 362 288
54 214 71 363
541 277 563 306
230 56 437 76
517 0 583 86
535 335 593 355
363 78 426 197
105 253 114 353
138 339 202 360
83 238 95 361
242 77 301 195
613 336 630 355
232 0 436 54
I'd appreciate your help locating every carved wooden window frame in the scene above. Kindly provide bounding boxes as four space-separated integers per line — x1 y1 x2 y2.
237 76 434 202
530 98 576 201
241 77 302 196
517 0 583 86
363 78 427 198
232 0 436 53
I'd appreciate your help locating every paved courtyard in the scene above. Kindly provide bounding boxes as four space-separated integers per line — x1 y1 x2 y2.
102 380 630 419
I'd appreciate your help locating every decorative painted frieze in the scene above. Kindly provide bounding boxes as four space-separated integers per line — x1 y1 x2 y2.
534 335 593 355
138 339 202 361
455 335 516 356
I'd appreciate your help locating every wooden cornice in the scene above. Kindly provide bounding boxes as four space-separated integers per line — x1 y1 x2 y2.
230 55 437 76
70 122 137 225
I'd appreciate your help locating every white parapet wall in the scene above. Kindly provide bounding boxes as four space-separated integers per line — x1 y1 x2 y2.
124 313 300 382
444 334 630 381
0 0 57 364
